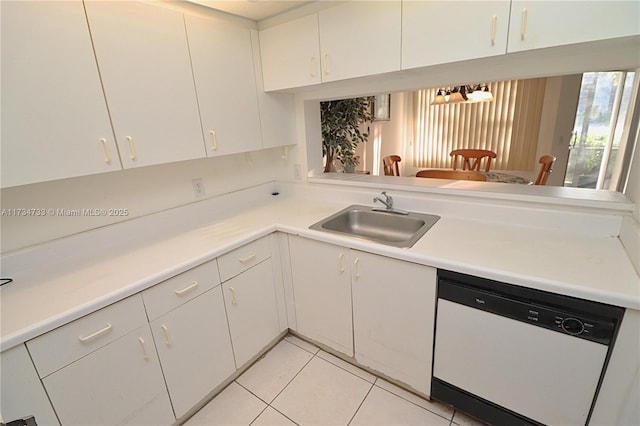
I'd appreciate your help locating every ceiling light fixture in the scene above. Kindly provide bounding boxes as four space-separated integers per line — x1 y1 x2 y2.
431 84 493 105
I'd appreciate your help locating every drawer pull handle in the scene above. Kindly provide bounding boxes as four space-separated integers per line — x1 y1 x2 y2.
338 253 345 272
229 286 237 305
138 337 149 360
126 136 136 160
238 253 257 264
174 281 198 296
354 258 360 279
160 324 172 346
209 130 218 151
323 52 329 74
78 323 112 343
520 8 527 40
490 15 497 46
100 138 111 164
310 57 316 78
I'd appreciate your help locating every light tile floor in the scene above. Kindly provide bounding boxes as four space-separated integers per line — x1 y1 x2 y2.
184 335 485 426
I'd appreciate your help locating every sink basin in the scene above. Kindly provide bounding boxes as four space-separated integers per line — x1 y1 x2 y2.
309 205 440 248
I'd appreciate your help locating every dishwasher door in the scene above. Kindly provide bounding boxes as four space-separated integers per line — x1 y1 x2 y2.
433 298 608 425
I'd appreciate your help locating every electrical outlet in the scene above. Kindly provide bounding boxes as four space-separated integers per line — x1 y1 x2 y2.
294 164 302 179
192 178 205 197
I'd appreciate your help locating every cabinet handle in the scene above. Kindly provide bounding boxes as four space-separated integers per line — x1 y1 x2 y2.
310 57 316 78
78 323 112 343
174 280 198 296
160 324 172 346
100 138 111 164
323 52 329 74
354 258 360 279
490 15 497 46
238 253 257 264
520 8 527 40
138 337 149 360
126 136 137 160
229 287 238 305
338 253 345 272
209 130 218 151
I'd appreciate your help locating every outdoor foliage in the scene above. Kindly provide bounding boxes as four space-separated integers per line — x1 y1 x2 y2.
321 97 374 172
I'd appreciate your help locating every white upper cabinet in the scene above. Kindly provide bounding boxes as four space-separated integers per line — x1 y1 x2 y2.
508 1 640 53
259 14 322 91
185 15 263 157
318 1 402 83
402 1 511 70
250 31 297 149
260 1 401 90
0 0 119 188
84 1 205 169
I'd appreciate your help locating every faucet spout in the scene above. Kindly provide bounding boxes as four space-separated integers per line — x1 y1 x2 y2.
373 191 393 210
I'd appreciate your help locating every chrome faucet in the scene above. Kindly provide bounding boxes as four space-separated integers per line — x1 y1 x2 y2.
374 191 394 210
373 191 409 215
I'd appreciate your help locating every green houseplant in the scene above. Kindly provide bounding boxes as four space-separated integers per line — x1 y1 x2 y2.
321 96 374 173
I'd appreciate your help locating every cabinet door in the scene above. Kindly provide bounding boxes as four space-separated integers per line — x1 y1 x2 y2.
351 250 436 395
319 1 401 83
402 1 510 70
288 236 353 357
222 259 280 368
84 1 205 169
508 1 640 53
150 288 235 419
43 325 174 425
0 0 119 188
250 30 297 149
0 344 59 425
185 15 262 157
259 14 321 91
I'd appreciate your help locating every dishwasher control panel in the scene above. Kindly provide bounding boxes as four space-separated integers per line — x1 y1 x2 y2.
438 272 623 346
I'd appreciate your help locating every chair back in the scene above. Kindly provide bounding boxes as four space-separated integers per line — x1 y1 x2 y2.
416 169 487 181
535 155 556 185
383 155 401 176
450 149 497 172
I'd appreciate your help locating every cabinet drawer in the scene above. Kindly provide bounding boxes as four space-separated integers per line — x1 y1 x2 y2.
27 294 147 378
142 259 220 321
217 236 270 282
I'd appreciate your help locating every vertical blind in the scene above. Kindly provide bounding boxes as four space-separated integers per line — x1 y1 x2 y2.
413 79 546 171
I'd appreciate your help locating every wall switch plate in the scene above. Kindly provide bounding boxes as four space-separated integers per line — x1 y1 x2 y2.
192 178 205 197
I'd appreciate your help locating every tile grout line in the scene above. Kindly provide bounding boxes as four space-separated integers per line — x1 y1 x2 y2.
346 379 376 426
373 383 456 424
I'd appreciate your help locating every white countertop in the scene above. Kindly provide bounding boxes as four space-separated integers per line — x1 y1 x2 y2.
1 183 639 350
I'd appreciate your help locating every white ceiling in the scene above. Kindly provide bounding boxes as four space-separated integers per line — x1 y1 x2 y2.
189 1 312 21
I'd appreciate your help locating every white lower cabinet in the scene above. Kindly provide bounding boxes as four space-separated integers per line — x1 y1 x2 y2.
351 250 437 396
288 236 353 357
0 344 59 425
149 287 235 419
287 236 437 394
42 325 174 425
222 259 281 368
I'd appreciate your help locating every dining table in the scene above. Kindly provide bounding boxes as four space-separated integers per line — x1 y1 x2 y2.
479 171 532 184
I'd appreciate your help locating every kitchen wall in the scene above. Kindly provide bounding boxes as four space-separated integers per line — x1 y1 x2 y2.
0 147 295 253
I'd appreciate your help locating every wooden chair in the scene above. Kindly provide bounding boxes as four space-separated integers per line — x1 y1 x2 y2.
450 149 497 172
416 169 487 181
383 155 401 176
535 154 556 185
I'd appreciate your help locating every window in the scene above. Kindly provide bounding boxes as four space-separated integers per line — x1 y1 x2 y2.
565 71 637 190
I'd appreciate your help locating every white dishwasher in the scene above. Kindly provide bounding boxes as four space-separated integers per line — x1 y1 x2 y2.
432 270 624 426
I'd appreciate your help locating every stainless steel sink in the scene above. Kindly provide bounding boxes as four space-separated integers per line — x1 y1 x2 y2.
309 205 440 248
